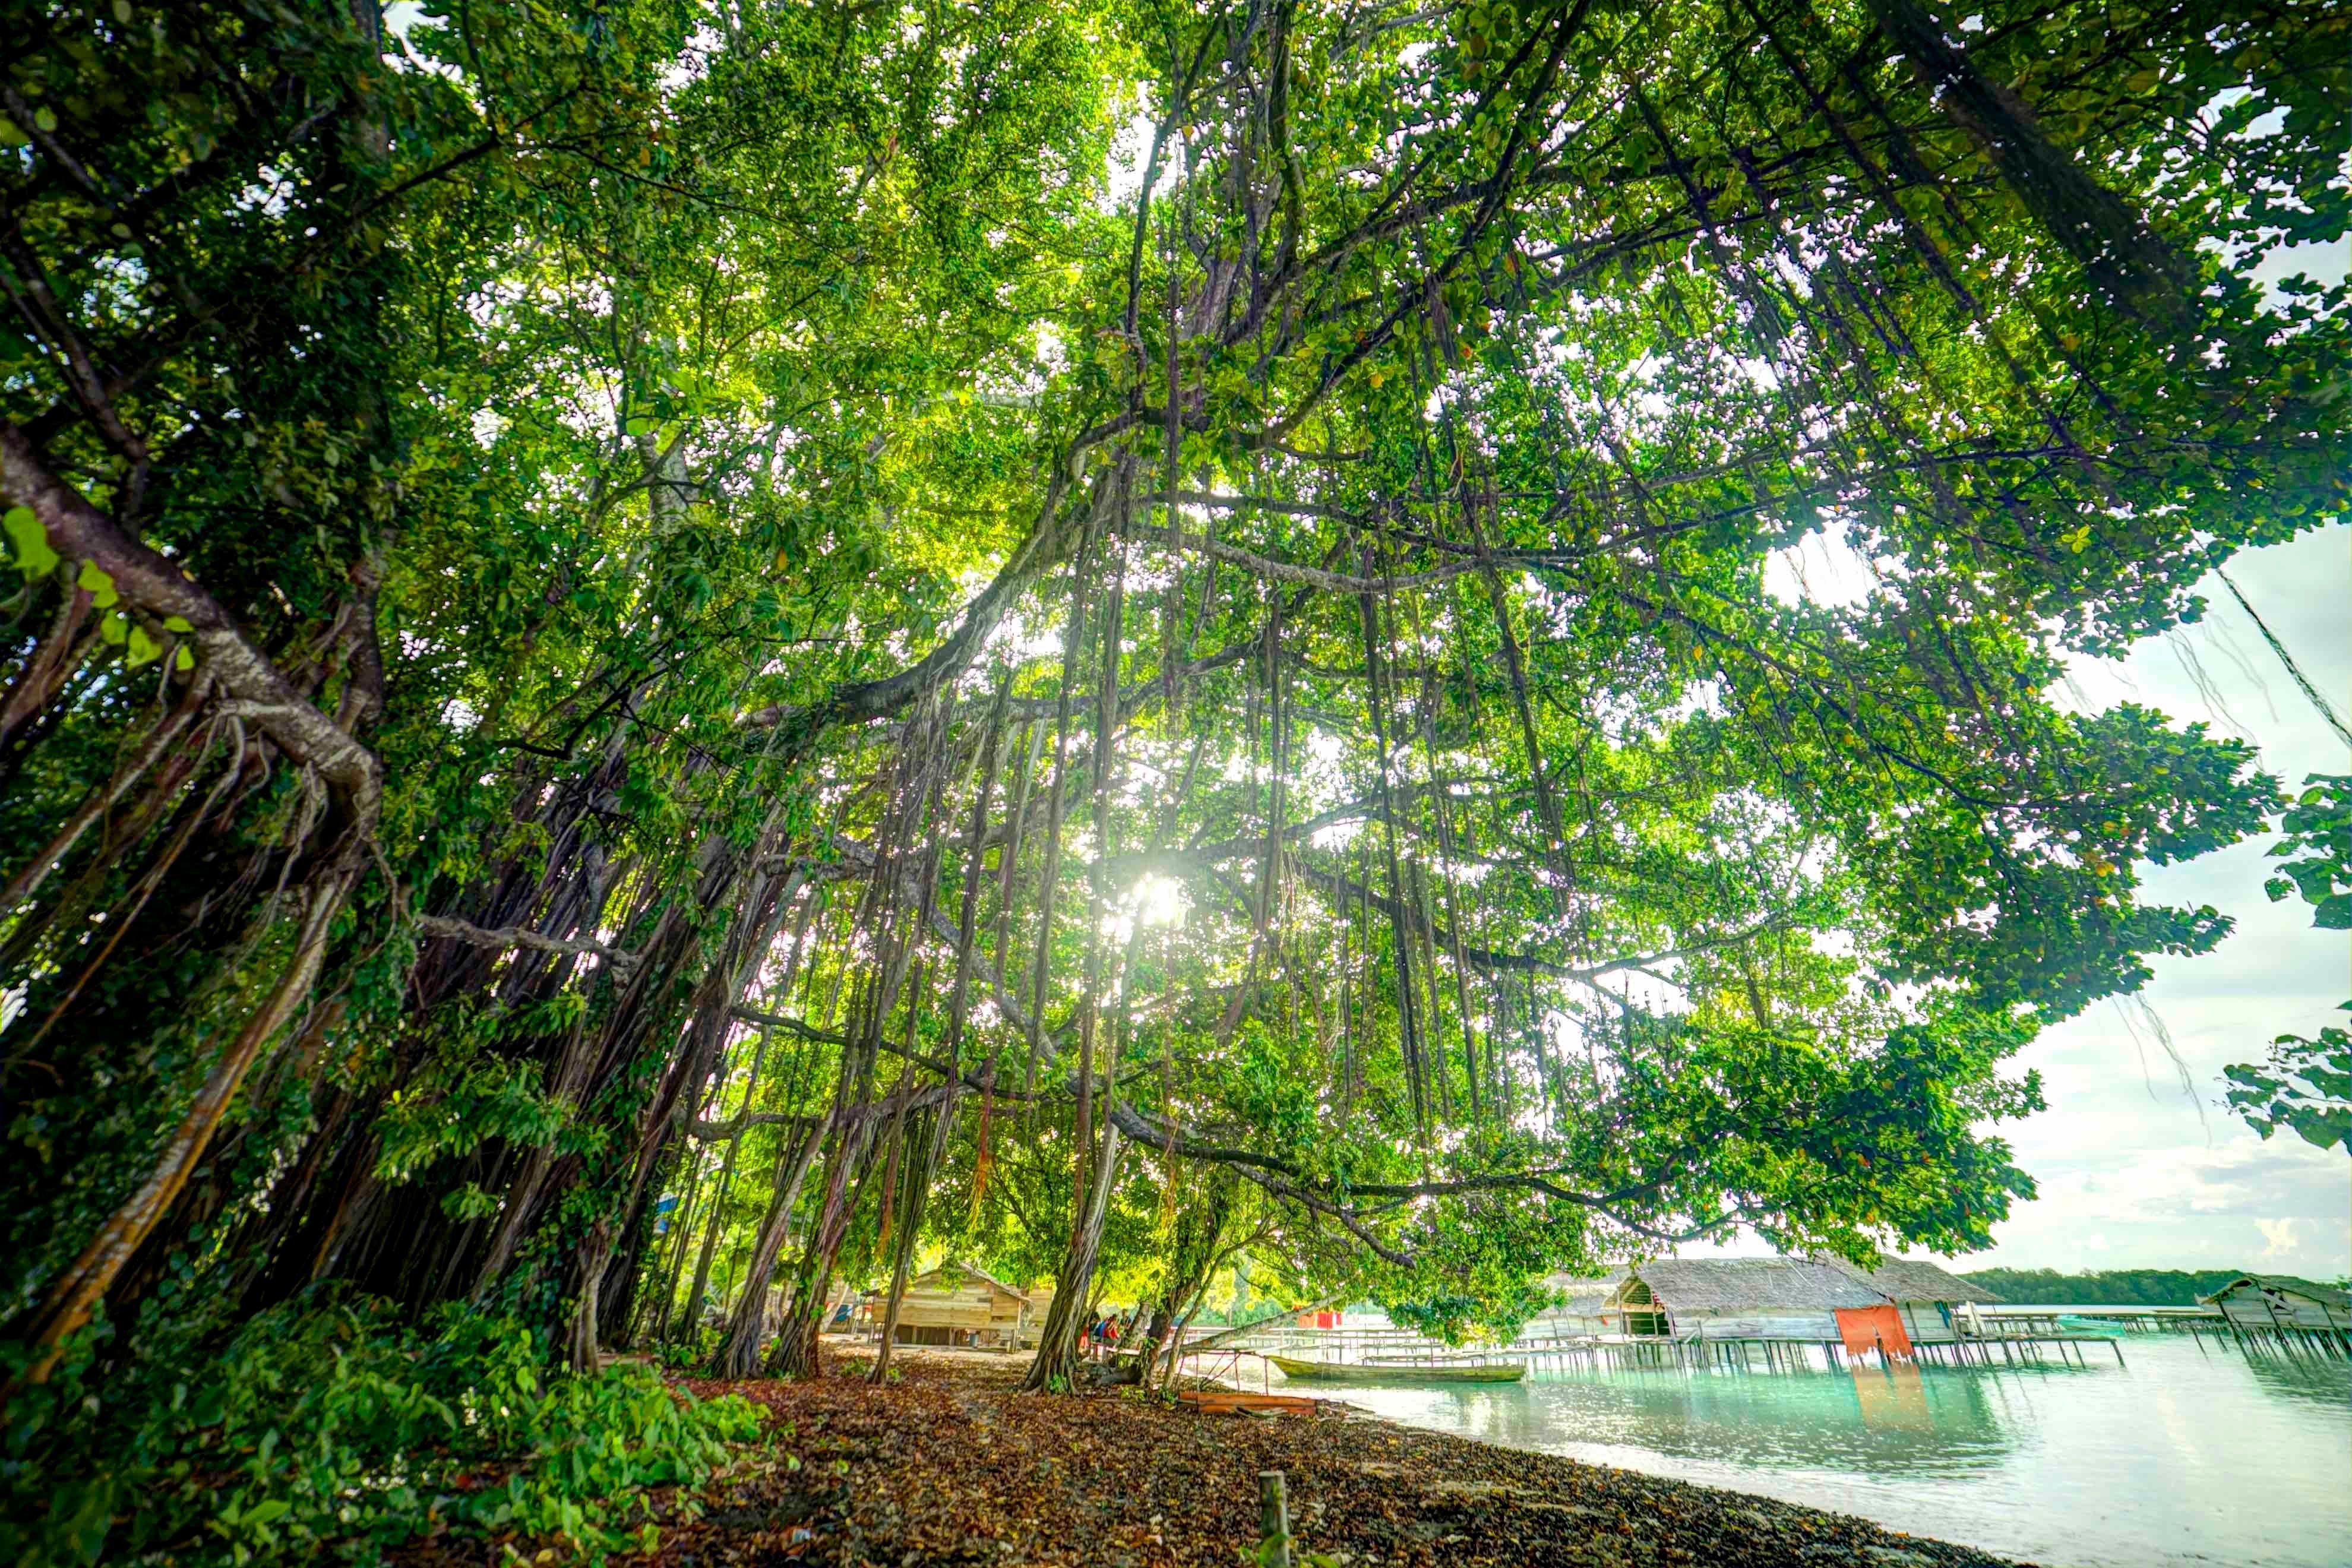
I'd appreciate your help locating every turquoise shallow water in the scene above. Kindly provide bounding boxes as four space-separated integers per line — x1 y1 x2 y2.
1320 1333 2350 1567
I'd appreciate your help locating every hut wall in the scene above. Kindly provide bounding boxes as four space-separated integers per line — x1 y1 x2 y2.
1897 1302 1959 1343
891 1269 1035 1346
2217 1289 2351 1333
892 1286 1000 1342
1531 1308 1615 1337
1664 1306 1842 1341
2274 1294 2348 1331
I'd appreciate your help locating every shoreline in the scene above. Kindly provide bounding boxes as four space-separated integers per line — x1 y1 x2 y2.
429 1351 2038 1566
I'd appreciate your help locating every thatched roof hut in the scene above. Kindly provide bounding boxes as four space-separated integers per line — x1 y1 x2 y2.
1623 1259 1886 1313
1598 1259 1885 1342
1529 1269 1628 1336
1539 1268 1627 1308
1556 1268 1628 1317
919 1262 1030 1302
2199 1274 2351 1333
1520 1257 2006 1346
1597 1257 1994 1346
1823 1256 2005 1305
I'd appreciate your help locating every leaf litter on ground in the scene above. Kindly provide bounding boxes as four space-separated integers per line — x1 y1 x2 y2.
399 1351 2034 1568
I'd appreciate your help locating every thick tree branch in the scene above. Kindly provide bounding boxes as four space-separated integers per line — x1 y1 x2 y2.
418 915 642 975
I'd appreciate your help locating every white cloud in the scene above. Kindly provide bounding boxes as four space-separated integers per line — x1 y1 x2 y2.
2256 1218 2302 1261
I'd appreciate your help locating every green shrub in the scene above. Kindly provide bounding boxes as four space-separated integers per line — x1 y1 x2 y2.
1 1292 761 1565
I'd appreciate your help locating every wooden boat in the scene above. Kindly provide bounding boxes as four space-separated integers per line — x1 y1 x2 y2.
1176 1389 1323 1414
1266 1354 1525 1386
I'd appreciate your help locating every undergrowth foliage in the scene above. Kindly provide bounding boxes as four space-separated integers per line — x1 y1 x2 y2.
0 1292 759 1565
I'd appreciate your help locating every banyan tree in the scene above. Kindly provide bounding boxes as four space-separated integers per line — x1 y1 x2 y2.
1 0 2342 1411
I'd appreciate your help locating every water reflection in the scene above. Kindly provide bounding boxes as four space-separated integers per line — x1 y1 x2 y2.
1848 1364 1937 1433
1416 1360 2013 1477
1333 1335 2352 1568
2240 1348 2352 1412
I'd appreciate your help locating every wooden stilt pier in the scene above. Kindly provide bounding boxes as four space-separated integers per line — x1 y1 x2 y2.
1194 1321 2135 1379
1187 1279 2349 1383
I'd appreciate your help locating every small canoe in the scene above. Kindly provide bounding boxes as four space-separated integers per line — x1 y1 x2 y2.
1177 1390 1323 1414
1267 1354 1525 1386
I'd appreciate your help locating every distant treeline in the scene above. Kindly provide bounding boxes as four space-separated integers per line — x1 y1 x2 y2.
1959 1269 2342 1306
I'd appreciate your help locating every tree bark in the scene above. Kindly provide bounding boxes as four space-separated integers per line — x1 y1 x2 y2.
710 1114 827 1377
677 1025 773 1342
874 685 1009 1379
1020 1122 1125 1392
766 1108 884 1378
564 1219 613 1372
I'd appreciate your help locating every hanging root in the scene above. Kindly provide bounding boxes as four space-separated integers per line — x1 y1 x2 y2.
10 723 243 1058
0 674 213 925
10 855 362 1386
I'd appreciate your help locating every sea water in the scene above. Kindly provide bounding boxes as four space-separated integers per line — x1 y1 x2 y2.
1327 1330 2350 1568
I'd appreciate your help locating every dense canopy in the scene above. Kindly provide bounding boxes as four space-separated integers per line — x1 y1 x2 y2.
0 0 2343 1542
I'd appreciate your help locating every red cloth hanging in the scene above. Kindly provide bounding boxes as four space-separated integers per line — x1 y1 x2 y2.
1835 1305 1914 1359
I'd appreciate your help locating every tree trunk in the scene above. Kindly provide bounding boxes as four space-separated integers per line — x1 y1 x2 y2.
678 1026 773 1342
1021 1123 1124 1392
767 1111 883 1378
868 1106 947 1381
564 1219 612 1372
710 1117 826 1377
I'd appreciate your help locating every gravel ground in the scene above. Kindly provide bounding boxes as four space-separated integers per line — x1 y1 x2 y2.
598 1351 2039 1568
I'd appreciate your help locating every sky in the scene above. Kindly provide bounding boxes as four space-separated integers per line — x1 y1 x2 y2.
1697 522 2350 1282
1961 523 2350 1281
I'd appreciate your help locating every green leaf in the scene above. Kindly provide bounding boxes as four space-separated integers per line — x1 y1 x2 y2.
4 505 59 577
77 559 119 609
99 611 128 646
127 624 163 666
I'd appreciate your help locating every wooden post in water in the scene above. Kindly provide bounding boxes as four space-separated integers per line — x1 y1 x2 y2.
1258 1471 1293 1568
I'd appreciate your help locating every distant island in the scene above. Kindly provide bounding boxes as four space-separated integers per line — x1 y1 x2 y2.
1959 1268 2346 1306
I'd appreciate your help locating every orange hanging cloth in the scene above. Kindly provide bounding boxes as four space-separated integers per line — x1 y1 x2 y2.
1835 1305 1914 1360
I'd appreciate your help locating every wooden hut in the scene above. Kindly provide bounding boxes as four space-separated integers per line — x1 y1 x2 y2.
1822 1256 2005 1345
1610 1259 1890 1344
2200 1275 2352 1337
881 1264 1035 1348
